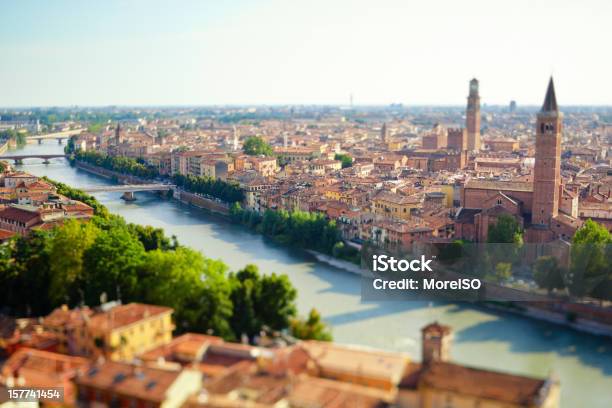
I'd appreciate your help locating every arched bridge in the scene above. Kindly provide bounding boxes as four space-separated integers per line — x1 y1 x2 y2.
26 128 85 144
80 184 176 201
80 184 175 193
1 154 67 164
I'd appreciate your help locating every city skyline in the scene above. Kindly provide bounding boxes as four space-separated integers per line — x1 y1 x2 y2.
1 0 611 107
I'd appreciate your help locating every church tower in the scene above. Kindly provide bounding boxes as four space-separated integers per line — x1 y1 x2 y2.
466 78 481 151
532 77 562 226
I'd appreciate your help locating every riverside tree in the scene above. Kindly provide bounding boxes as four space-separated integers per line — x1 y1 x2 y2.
0 179 330 342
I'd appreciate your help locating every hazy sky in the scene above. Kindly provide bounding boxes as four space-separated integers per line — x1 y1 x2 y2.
1 0 610 107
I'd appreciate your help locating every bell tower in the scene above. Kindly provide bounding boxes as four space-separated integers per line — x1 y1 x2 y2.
466 78 481 151
532 77 562 226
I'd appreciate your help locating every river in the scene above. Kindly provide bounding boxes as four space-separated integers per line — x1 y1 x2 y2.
5 141 612 407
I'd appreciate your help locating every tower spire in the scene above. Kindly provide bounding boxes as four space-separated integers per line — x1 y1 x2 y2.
541 76 558 112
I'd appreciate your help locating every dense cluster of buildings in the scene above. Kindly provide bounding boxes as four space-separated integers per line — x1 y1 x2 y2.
0 165 93 239
0 303 559 407
72 78 612 247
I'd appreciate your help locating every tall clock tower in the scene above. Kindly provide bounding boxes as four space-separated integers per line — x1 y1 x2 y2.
532 77 562 226
466 78 481 151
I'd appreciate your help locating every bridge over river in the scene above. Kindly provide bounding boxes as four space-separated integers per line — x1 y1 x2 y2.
26 128 85 144
1 154 67 164
80 183 176 201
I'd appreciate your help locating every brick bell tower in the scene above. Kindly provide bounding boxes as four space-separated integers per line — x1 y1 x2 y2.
466 78 481 151
532 77 562 226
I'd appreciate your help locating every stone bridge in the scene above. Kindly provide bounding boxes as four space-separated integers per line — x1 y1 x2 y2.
1 154 67 164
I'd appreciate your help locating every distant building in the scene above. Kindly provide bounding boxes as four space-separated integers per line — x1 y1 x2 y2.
372 191 421 221
422 124 447 150
510 100 517 113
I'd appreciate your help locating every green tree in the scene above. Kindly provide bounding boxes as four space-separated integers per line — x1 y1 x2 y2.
139 248 233 337
567 219 612 298
82 227 146 304
290 308 332 341
334 153 353 168
229 264 297 341
487 214 523 244
128 224 175 251
48 220 100 305
87 122 104 133
243 136 273 156
533 256 565 294
494 262 512 282
6 231 53 316
172 173 244 203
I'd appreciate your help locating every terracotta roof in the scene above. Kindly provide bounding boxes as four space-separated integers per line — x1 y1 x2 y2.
465 179 533 193
75 361 182 403
87 303 173 332
0 206 40 223
419 362 548 405
287 376 391 408
140 333 223 364
300 341 408 384
374 191 420 205
454 208 481 224
0 228 15 240
43 306 93 329
1 348 89 388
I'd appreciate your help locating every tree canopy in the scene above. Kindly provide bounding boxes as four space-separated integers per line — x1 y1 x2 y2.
230 204 342 255
290 308 332 341
0 179 327 341
173 173 244 203
566 219 612 298
243 136 273 156
74 150 159 179
334 153 353 168
487 214 523 244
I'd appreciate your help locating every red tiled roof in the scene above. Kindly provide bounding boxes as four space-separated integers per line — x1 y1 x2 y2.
87 303 173 332
0 206 39 223
418 362 548 405
75 361 181 403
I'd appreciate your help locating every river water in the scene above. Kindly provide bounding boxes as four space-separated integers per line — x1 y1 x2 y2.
6 142 612 407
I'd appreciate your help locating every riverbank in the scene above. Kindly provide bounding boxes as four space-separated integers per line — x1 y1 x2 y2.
75 160 150 184
72 158 612 339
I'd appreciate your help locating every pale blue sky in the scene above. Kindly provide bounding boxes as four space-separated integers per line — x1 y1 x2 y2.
1 0 610 107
